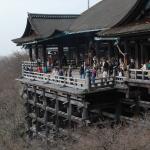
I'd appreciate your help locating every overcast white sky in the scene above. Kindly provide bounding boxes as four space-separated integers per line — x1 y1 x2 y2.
0 0 101 56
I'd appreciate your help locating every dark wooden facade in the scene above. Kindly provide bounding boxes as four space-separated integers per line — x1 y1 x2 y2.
97 1 150 68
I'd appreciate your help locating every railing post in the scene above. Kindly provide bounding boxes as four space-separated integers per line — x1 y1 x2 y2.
85 69 91 91
22 62 24 78
113 68 116 78
142 71 144 80
135 70 137 79
127 68 130 80
45 74 49 83
125 68 130 99
113 68 116 86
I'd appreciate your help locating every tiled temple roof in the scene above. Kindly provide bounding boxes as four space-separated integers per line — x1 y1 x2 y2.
12 13 79 44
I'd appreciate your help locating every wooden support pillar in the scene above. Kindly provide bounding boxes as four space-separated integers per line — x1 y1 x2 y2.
35 45 39 60
41 44 47 73
82 99 89 125
107 43 111 60
42 45 47 67
58 44 64 67
55 92 59 134
144 43 149 62
26 84 33 138
75 47 80 66
126 86 130 99
29 46 33 61
124 41 128 53
25 84 29 111
95 41 98 54
140 43 144 65
43 89 48 138
33 86 39 136
134 89 140 117
115 99 121 123
134 98 140 117
135 42 140 68
67 95 72 128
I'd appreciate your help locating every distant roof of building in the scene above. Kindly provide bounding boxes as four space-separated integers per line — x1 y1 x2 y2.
97 20 150 37
12 13 79 45
70 0 141 32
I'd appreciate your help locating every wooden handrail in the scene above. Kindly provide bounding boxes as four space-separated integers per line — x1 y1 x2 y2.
129 69 150 80
22 70 117 90
23 70 86 90
23 63 146 90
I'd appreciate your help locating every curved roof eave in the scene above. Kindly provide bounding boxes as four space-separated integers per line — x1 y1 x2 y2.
114 0 145 27
21 15 40 38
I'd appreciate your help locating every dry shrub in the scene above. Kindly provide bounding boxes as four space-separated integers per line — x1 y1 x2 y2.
0 51 28 150
65 123 150 150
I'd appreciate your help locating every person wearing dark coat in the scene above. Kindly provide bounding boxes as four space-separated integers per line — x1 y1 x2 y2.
129 59 135 69
80 64 85 79
103 60 109 72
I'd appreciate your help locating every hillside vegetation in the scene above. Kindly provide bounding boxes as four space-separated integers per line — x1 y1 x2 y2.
0 52 150 150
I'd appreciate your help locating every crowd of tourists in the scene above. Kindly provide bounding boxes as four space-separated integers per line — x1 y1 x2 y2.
79 56 150 84
24 55 150 85
79 57 121 84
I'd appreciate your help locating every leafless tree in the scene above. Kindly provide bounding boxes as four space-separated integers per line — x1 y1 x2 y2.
0 51 150 150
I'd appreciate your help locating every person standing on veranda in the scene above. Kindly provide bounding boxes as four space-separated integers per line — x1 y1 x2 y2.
91 67 97 85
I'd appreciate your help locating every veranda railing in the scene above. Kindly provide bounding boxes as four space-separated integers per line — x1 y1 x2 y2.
129 69 150 80
22 70 86 90
22 62 150 90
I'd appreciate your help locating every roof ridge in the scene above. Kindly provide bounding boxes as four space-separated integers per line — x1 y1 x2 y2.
28 13 80 19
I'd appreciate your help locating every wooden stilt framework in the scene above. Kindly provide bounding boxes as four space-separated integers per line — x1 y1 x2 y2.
22 82 89 138
20 74 150 139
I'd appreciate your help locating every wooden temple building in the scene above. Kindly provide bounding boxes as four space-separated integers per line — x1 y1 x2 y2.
12 0 150 139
